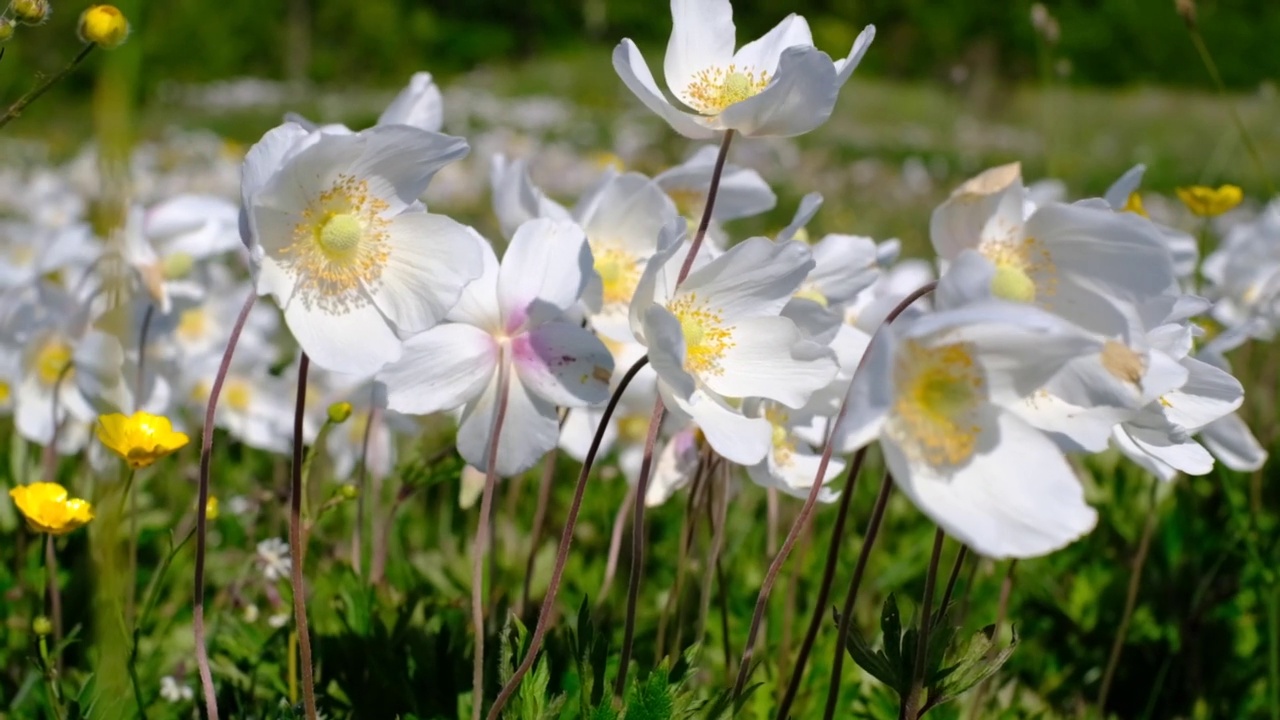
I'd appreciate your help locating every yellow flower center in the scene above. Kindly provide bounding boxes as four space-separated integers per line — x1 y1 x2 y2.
666 189 706 220
667 293 735 377
163 251 195 279
979 235 1056 304
0 380 9 405
618 413 650 443
34 339 73 387
683 64 771 115
225 379 252 412
282 175 391 312
177 307 208 342
891 340 986 468
765 406 796 467
592 244 642 306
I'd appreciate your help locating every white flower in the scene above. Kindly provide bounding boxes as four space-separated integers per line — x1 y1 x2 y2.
489 154 571 240
378 219 614 476
1103 164 1198 280
268 612 291 629
159 676 194 704
630 235 838 464
745 399 844 502
834 302 1102 558
1203 199 1280 337
256 538 292 581
613 0 874 139
655 144 776 223
287 72 444 135
239 122 483 374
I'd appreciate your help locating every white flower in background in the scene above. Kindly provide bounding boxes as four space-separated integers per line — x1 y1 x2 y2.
1202 200 1280 337
239 122 483 374
560 338 657 482
186 355 295 454
119 195 244 314
268 612 290 629
644 424 704 507
287 71 445 135
655 144 776 224
159 676 194 704
631 235 838 464
6 285 96 452
931 162 1177 338
1194 347 1267 473
489 154 572 240
614 0 875 138
834 302 1102 558
379 219 614 476
1103 164 1199 280
745 398 844 502
0 221 100 290
257 538 292 581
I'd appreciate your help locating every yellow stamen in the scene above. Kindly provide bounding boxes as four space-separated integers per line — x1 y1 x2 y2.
1100 340 1145 386
667 293 735 377
891 341 986 468
979 235 1056 303
592 245 642 306
34 339 73 387
683 64 771 116
281 175 391 312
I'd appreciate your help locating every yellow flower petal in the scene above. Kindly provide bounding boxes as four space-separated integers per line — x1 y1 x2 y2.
1176 184 1243 217
96 411 190 469
9 482 94 535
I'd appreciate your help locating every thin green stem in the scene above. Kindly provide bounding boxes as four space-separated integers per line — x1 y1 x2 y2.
1187 28 1276 196
0 44 96 130
1097 479 1161 711
902 529 946 720
1269 585 1280 720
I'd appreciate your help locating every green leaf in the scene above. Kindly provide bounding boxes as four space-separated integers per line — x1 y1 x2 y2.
926 624 1019 710
625 669 675 720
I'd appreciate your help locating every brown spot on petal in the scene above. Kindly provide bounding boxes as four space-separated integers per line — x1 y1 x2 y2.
1100 340 1145 386
592 365 612 384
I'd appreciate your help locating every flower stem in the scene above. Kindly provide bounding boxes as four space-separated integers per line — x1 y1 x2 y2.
0 44 96 130
613 396 666 697
902 528 946 720
351 391 378 580
675 130 734 284
135 303 155 408
487 356 650 720
733 281 938 700
517 448 559 618
966 560 1019 720
596 482 635 607
823 471 894 720
938 545 970 618
1097 479 1161 711
472 354 512 720
193 290 257 720
44 535 63 674
288 353 319 720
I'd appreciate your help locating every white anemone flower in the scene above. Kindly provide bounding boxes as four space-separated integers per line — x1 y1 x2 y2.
655 144 776 223
489 154 572 240
745 399 844 502
239 122 484 375
834 302 1103 558
1103 164 1198 280
1192 347 1266 472
613 0 875 139
630 235 838 465
378 219 615 476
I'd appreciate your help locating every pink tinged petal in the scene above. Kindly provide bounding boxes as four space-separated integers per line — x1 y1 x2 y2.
377 324 498 415
512 322 614 407
835 25 876 86
707 317 837 407
1125 423 1214 476
829 325 893 454
717 46 838 137
929 163 1025 260
498 218 592 333
457 370 560 477
370 212 484 335
282 291 403 375
663 385 771 465
680 237 814 321
664 0 736 102
643 304 698 400
445 230 502 329
887 407 1097 559
613 40 720 141
1161 357 1243 432
731 14 814 73
1199 414 1267 472
377 72 444 132
349 125 469 211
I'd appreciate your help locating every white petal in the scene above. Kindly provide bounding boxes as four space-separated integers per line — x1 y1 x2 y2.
489 155 572 240
376 72 444 132
643 304 698 400
457 370 560 477
717 46 839 137
809 233 880 305
560 406 619 462
663 385 771 465
575 172 678 257
1160 357 1243 432
647 427 702 506
371 212 484 335
282 292 403 375
1199 414 1267 472
1009 391 1131 453
1126 423 1214 476
777 192 822 242
1103 164 1146 210
147 195 242 259
445 230 502 330
680 237 813 321
241 123 309 215
349 125 469 209
498 218 592 333
835 25 876 86
378 324 497 415
629 229 690 342
930 163 1024 259
1111 425 1179 482
934 249 996 310
730 14 813 73
888 408 1097 559
655 147 776 222
664 0 736 102
708 317 836 407
748 443 844 503
513 322 614 407
829 326 893 454
613 40 719 140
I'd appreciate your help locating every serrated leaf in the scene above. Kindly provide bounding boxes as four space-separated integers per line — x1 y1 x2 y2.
626 670 675 720
840 612 900 691
926 624 1019 710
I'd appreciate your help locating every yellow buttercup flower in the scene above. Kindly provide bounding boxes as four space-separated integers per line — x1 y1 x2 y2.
9 483 94 535
1122 191 1148 218
77 4 130 49
1176 184 1243 217
96 411 190 469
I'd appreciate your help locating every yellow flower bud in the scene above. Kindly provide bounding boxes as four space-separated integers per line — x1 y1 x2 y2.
0 18 16 41
78 4 129 49
339 484 359 500
327 401 353 425
206 496 219 521
12 0 51 26
33 616 54 636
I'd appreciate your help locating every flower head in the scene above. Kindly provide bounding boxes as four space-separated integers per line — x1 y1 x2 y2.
9 482 94 535
96 411 190 469
1176 184 1243 217
78 5 130 48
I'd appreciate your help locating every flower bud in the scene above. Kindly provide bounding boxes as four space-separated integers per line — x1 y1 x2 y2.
327 401 353 425
339 484 359 501
78 4 129 49
12 0 51 25
0 18 16 41
33 616 53 636
206 496 219 521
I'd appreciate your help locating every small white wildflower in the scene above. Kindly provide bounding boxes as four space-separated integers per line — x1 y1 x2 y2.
159 676 194 703
268 612 291 629
256 538 291 581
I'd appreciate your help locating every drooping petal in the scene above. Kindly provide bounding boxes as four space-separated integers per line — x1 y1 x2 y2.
1199 413 1267 472
378 324 498 415
370 212 484 335
512 322 614 407
777 192 822 243
1125 422 1214 476
457 369 560 477
930 163 1025 260
498 218 592 333
664 0 736 105
663 384 771 465
717 46 839 137
614 40 719 140
706 316 837 407
730 14 813 74
887 408 1097 559
1160 357 1243 432
1111 425 1179 482
490 155 572 240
